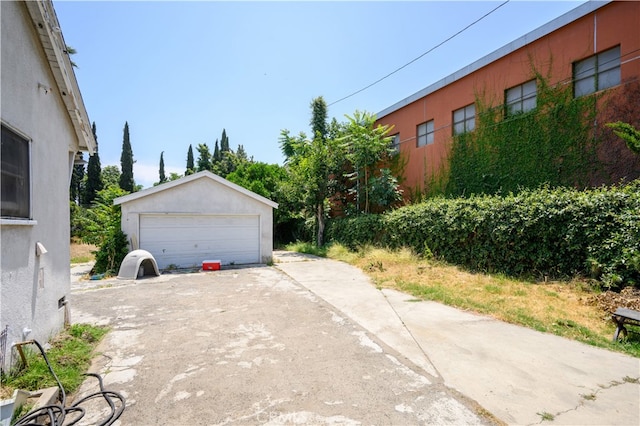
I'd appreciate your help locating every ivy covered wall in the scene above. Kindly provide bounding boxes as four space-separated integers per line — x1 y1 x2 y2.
442 76 640 197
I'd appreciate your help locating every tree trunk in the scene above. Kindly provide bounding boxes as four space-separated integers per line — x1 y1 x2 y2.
316 203 325 247
364 167 370 214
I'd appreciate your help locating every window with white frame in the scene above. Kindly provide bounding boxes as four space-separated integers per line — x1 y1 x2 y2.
1 125 31 219
453 104 475 135
417 120 434 147
573 45 621 97
389 133 400 153
506 79 537 115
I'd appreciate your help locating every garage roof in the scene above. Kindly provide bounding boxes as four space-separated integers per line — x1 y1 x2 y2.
113 170 279 209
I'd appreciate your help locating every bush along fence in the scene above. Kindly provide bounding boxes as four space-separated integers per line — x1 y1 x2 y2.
326 181 640 290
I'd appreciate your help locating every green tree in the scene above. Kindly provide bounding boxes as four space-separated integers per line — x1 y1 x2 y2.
226 162 296 242
70 152 85 204
101 165 121 188
159 151 167 183
213 140 221 163
607 121 640 155
119 121 134 192
221 129 230 152
186 144 195 175
83 122 103 207
236 144 248 162
82 186 129 274
196 143 212 172
341 110 396 213
213 149 244 178
226 162 285 205
310 96 328 140
279 96 337 246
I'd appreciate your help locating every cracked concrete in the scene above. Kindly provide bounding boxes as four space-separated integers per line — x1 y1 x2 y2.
69 253 639 425
274 253 640 426
70 262 492 425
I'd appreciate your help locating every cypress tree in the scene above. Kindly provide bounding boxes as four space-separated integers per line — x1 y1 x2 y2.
186 144 195 175
213 139 221 163
159 151 167 183
310 96 328 140
236 144 248 162
119 121 134 192
70 152 85 203
83 122 103 206
221 129 230 152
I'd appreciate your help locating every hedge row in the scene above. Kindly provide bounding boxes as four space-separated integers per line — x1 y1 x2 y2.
326 182 640 289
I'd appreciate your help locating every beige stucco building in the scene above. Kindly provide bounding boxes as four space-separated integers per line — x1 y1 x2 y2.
114 171 278 269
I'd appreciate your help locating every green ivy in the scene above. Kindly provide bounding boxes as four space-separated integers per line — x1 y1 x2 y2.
446 72 600 196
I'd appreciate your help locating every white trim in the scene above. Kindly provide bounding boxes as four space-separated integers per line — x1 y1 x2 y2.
113 170 279 209
1 219 38 226
23 1 95 154
621 55 640 66
593 12 597 53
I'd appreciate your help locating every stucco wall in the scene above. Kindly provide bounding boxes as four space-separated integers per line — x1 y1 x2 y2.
119 176 275 264
1 2 79 366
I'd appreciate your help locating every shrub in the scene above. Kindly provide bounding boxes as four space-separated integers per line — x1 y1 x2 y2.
81 185 129 275
92 228 128 275
326 214 385 250
326 181 640 289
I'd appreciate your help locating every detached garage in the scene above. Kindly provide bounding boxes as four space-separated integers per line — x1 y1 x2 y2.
114 171 278 269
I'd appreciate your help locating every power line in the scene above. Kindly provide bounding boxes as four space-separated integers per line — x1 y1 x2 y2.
328 0 511 107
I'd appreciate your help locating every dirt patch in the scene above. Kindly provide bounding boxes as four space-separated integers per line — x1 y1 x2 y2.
587 286 640 314
70 240 97 263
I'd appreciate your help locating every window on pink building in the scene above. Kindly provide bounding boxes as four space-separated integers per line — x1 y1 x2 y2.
506 79 537 115
573 45 620 97
453 104 475 135
417 121 434 147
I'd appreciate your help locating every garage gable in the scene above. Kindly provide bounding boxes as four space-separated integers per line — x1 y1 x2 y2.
114 171 278 212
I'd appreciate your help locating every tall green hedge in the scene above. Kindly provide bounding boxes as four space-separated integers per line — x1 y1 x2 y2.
326 182 640 289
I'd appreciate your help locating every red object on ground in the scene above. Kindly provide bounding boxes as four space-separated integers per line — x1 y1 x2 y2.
202 260 221 271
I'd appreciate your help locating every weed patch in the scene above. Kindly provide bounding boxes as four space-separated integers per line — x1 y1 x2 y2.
1 324 108 397
285 241 328 258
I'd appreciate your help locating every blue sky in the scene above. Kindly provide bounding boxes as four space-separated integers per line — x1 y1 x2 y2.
54 0 586 188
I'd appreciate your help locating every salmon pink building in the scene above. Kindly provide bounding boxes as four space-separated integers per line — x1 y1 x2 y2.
376 0 640 195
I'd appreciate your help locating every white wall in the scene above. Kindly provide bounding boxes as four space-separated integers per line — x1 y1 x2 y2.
1 2 79 367
119 176 275 264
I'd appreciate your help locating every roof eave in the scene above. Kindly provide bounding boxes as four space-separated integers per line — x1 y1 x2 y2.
377 0 611 119
24 0 95 154
113 171 279 209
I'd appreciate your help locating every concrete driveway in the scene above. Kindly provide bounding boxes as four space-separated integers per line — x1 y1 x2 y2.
70 263 491 425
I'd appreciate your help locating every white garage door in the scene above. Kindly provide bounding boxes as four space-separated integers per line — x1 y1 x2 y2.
139 214 260 269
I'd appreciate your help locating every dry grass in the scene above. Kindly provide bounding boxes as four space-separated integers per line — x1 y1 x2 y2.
70 238 97 264
325 245 633 353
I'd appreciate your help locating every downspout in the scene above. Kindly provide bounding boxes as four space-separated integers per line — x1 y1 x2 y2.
593 11 597 54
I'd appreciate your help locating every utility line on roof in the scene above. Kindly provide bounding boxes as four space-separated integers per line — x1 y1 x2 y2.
328 0 511 107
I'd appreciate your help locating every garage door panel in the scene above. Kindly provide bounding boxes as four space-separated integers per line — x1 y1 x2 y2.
139 214 259 269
